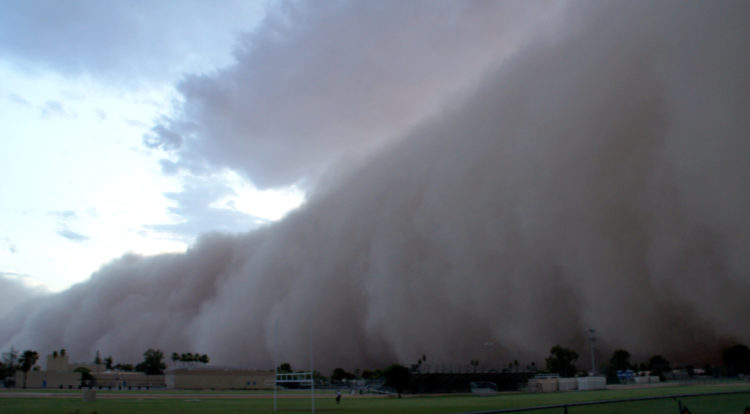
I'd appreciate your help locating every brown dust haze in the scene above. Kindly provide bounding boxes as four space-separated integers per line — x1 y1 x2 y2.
2 1 749 371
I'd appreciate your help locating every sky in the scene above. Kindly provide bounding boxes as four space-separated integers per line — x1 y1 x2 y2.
0 0 303 292
0 1 748 371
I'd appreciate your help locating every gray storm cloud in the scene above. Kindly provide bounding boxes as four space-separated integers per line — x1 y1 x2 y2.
2 0 750 371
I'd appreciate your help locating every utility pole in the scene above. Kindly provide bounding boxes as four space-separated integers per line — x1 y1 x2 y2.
588 328 596 375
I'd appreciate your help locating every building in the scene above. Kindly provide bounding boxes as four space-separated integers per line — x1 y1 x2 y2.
93 371 165 389
14 351 165 389
165 366 274 390
14 353 81 389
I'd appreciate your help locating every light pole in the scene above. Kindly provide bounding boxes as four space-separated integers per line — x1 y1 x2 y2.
588 328 596 375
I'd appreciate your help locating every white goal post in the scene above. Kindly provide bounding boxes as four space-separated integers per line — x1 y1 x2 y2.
274 371 315 412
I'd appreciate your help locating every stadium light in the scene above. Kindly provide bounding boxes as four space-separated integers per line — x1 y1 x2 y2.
588 328 596 375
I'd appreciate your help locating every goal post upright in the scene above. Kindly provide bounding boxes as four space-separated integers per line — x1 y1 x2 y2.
275 372 315 412
273 363 277 411
310 331 315 414
272 321 315 413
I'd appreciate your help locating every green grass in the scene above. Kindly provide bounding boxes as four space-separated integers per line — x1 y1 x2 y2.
1 388 337 395
1 384 749 414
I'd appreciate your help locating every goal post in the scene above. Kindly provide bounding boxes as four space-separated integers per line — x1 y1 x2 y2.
274 371 315 412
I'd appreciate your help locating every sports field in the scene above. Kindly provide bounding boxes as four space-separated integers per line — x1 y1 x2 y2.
1 383 749 414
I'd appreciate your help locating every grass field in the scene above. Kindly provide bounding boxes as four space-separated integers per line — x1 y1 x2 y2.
1 383 749 414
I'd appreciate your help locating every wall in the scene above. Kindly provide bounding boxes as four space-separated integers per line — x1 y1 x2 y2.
558 377 578 391
93 372 165 389
14 371 81 389
577 376 606 390
165 368 274 390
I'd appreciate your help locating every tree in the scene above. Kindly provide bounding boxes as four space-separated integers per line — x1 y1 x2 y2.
648 355 670 378
104 356 113 370
470 360 479 373
383 364 410 398
173 352 210 365
410 355 427 373
722 344 750 376
545 345 579 377
331 368 355 382
135 348 166 375
0 358 12 388
609 349 631 371
529 361 537 372
362 369 383 380
2 348 19 385
605 349 632 378
94 350 102 365
2 347 18 372
18 350 39 389
114 363 134 371
74 367 94 387
277 362 292 373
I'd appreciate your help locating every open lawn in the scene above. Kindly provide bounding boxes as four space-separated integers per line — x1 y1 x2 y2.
1 383 749 414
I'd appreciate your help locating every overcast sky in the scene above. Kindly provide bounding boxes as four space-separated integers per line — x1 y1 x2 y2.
0 0 305 292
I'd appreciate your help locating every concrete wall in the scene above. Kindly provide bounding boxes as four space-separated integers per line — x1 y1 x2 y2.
14 371 81 389
528 378 559 392
633 376 660 384
577 376 606 390
165 368 274 390
558 378 578 391
93 372 165 389
13 370 164 389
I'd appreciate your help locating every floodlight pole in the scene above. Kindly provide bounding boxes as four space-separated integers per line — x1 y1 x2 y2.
588 328 596 375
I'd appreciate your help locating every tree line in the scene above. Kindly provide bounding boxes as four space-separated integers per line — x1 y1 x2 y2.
0 347 213 386
3 343 750 389
543 343 750 379
0 348 39 388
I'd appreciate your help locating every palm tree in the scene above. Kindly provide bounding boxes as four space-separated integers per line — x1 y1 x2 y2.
18 350 39 389
470 360 479 373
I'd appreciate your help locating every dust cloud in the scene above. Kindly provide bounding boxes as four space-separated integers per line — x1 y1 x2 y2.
2 1 749 370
